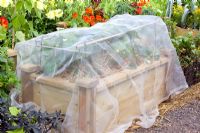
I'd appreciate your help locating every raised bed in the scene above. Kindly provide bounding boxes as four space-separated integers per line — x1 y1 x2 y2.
21 57 169 133
16 15 188 133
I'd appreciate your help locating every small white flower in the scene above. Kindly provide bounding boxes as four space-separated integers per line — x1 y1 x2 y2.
0 0 12 8
46 9 63 20
36 1 46 10
46 10 56 20
54 9 63 18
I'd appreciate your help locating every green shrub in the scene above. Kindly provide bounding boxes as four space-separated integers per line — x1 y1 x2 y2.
172 5 184 26
194 33 200 47
172 33 200 68
0 47 19 98
163 17 177 38
0 98 64 133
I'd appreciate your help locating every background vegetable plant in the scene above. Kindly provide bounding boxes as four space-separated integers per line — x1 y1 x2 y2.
172 32 200 85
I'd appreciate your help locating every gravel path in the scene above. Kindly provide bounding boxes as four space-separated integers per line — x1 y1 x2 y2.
126 83 200 133
134 100 200 133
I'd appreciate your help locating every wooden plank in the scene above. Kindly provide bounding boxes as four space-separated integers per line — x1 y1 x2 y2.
77 79 98 133
76 79 98 89
33 83 72 113
31 73 75 92
20 64 41 73
99 57 168 91
21 71 34 102
7 49 17 68
7 49 17 57
89 87 96 133
21 65 41 103
78 87 87 133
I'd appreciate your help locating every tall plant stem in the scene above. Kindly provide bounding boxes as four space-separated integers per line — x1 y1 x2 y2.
12 0 16 49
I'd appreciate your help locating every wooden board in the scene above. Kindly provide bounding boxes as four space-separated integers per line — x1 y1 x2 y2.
33 82 73 113
7 49 17 57
7 49 17 69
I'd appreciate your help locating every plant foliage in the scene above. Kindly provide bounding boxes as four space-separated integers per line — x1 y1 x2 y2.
172 33 200 68
0 47 18 98
0 98 64 133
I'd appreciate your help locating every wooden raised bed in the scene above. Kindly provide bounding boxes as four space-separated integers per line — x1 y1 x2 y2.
21 57 169 133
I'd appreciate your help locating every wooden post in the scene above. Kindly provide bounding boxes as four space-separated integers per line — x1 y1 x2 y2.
7 49 17 69
76 79 98 133
20 64 41 103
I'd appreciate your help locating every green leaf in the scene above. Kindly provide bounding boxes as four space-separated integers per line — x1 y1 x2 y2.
7 128 24 133
15 31 25 42
0 26 7 41
8 8 15 17
0 55 7 62
35 8 41 19
24 0 32 13
18 15 26 26
32 30 38 36
16 1 23 11
28 21 33 31
12 17 21 30
9 106 20 116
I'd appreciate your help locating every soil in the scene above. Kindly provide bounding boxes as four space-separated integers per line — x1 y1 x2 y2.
183 61 200 86
55 52 160 82
56 55 122 82
55 51 141 81
176 26 199 37
126 83 200 133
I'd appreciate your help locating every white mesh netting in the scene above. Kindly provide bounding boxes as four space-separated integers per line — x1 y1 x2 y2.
15 14 188 133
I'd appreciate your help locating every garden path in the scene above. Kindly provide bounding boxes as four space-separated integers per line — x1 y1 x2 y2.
126 83 200 133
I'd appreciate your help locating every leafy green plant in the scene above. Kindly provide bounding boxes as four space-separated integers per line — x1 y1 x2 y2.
193 8 200 29
0 98 64 133
0 26 7 41
172 4 184 26
194 33 200 47
112 0 133 16
62 1 87 27
0 47 18 97
163 17 177 38
172 33 200 68
0 0 66 48
142 0 167 16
